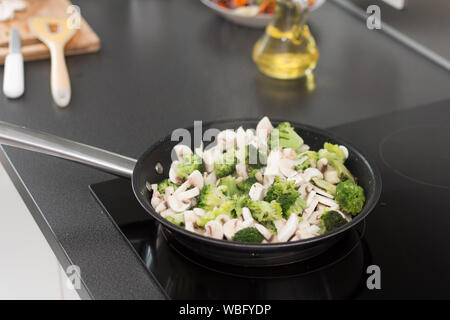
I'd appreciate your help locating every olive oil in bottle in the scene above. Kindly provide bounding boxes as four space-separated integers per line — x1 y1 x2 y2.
252 0 319 80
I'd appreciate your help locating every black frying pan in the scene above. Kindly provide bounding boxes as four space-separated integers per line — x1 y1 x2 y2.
0 119 381 266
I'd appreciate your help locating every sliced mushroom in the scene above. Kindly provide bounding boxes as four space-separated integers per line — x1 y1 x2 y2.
263 174 276 187
249 183 265 201
160 208 175 218
202 146 222 173
282 148 297 160
280 166 297 178
296 220 316 239
288 174 305 187
151 196 163 208
204 220 224 239
193 208 206 217
299 183 313 199
277 213 298 242
317 158 328 172
215 214 231 224
296 229 314 240
241 207 255 228
245 129 257 143
169 161 183 184
184 210 198 232
303 168 324 181
204 171 217 186
188 170 204 189
155 201 167 214
173 145 192 162
256 116 273 143
146 182 156 192
273 219 286 234
313 186 334 199
309 225 321 235
316 195 338 208
195 141 204 158
218 129 236 150
165 186 175 198
307 210 322 225
270 235 280 243
298 144 310 153
149 183 165 208
339 145 349 159
254 170 263 183
324 167 340 184
174 180 190 195
254 223 274 241
235 127 246 148
303 198 319 218
176 187 200 201
236 163 248 179
223 219 242 240
167 189 192 213
306 190 317 206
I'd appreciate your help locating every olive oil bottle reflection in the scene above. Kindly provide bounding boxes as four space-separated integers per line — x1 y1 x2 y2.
253 0 319 80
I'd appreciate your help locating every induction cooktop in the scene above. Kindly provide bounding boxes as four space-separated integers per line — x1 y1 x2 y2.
89 99 450 299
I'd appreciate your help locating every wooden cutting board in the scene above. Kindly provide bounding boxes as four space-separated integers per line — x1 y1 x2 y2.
0 0 100 64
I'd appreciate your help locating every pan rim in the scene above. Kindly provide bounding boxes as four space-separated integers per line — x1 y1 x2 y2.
132 118 382 250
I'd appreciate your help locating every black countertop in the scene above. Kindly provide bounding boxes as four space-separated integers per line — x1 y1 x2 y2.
350 0 450 61
0 0 449 299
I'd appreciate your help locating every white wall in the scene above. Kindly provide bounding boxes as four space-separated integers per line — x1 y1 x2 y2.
0 162 79 300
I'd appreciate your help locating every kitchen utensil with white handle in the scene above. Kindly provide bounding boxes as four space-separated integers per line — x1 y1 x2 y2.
29 17 77 107
3 27 24 99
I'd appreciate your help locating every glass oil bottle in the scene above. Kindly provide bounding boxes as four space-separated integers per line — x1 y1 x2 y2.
252 0 319 80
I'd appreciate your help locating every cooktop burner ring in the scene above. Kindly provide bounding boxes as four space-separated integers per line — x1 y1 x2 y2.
379 124 450 189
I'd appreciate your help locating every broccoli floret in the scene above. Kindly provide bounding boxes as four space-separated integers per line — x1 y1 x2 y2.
214 148 238 178
219 176 240 197
233 195 250 217
198 185 227 212
264 177 300 214
318 143 346 161
248 168 261 179
197 200 235 227
268 122 304 150
157 179 179 194
295 151 318 171
232 227 264 243
329 159 355 183
335 180 365 215
236 177 257 194
261 221 277 235
286 197 307 216
176 154 204 179
320 210 347 233
247 200 283 222
166 213 185 227
312 177 337 195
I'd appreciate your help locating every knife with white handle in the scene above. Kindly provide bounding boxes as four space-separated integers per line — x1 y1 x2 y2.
3 27 24 99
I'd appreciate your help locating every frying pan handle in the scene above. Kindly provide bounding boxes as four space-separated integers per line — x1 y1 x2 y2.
0 121 136 178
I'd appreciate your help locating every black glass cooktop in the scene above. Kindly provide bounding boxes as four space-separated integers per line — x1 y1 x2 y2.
89 99 450 299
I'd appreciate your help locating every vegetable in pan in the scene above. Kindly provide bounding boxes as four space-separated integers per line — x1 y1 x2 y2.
232 227 264 243
148 117 366 243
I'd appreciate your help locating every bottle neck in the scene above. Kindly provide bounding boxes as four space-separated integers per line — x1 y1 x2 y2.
272 0 309 32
